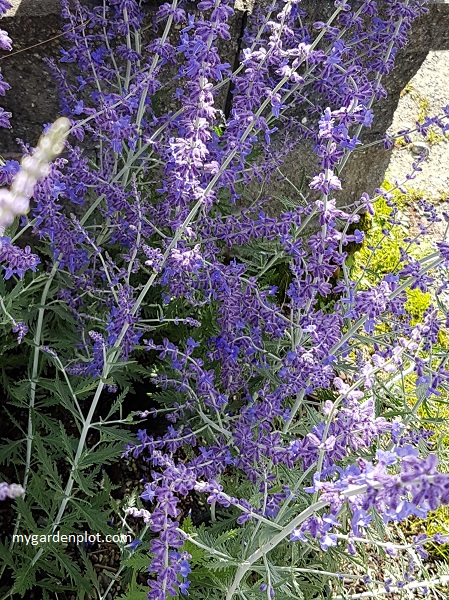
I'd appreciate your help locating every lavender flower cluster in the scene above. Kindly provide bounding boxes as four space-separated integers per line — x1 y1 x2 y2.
2 0 449 597
0 481 24 501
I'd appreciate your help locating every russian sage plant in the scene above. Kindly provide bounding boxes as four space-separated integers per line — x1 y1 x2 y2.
2 0 449 598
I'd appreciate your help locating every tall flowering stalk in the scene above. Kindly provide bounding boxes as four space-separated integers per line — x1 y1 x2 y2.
0 117 71 234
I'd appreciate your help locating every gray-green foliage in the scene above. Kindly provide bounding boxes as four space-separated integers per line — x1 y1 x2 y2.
0 289 145 597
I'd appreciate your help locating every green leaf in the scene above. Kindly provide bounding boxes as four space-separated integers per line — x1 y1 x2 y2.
206 559 240 571
97 425 136 445
50 550 93 593
74 380 101 394
74 496 113 533
122 553 152 572
0 540 15 568
77 547 101 595
104 385 130 420
117 589 148 600
33 433 63 491
38 303 78 326
78 442 129 470
71 467 98 497
13 497 38 532
12 559 37 596
58 422 76 465
0 438 24 466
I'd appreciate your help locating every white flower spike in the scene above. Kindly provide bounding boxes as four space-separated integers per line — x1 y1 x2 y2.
0 117 71 235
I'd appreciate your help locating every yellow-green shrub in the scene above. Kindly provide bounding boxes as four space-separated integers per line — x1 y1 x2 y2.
352 181 449 548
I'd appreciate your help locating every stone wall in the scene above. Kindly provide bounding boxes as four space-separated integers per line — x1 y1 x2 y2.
0 0 63 156
254 0 449 212
0 0 448 208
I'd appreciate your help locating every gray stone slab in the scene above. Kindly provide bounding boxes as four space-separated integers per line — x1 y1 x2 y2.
4 0 60 17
